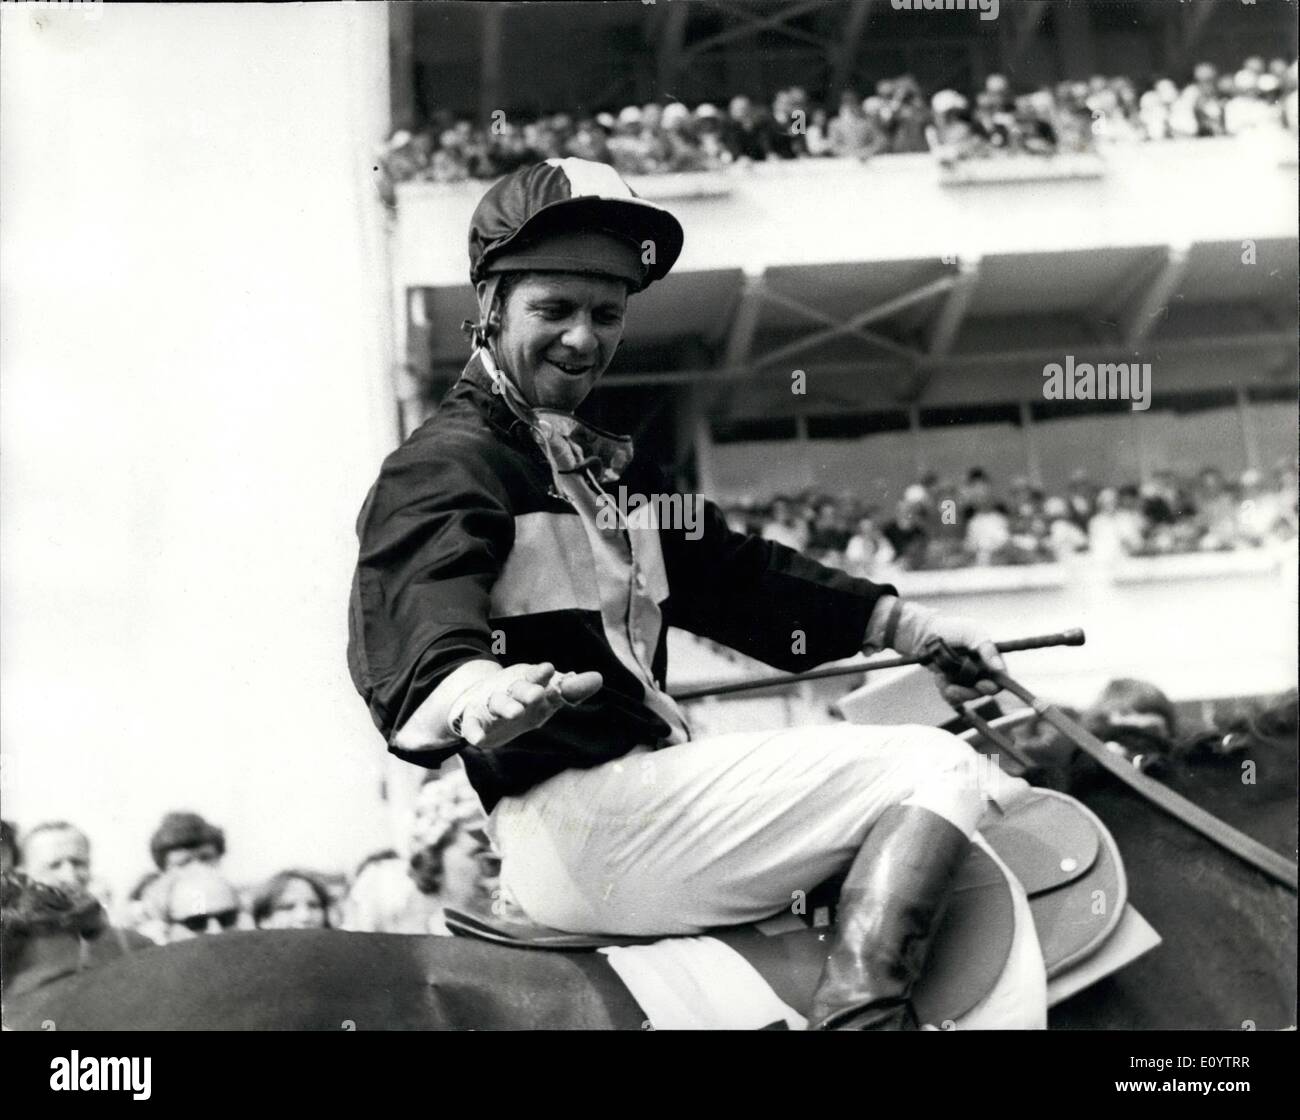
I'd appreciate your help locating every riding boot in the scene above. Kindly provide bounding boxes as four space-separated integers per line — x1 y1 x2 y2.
806 803 971 1031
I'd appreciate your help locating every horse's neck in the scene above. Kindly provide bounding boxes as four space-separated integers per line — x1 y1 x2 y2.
1164 754 1297 856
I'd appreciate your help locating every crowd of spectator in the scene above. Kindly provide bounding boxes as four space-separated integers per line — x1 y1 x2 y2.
377 55 1298 192
725 461 1299 580
1 766 499 994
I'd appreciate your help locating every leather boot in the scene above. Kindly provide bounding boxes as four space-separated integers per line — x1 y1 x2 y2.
806 803 970 1030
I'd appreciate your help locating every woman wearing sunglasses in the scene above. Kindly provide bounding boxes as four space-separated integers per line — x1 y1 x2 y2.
161 864 243 942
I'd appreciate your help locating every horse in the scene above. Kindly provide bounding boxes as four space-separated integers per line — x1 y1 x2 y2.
4 697 1295 1031
1044 693 1298 1030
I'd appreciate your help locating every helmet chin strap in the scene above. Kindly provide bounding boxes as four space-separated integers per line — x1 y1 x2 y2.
464 273 545 420
463 275 553 437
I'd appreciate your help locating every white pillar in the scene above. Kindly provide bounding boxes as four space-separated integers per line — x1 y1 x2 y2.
1 3 398 896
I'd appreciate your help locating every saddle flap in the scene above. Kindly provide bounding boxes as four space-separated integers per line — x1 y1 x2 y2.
445 899 658 951
983 791 1101 896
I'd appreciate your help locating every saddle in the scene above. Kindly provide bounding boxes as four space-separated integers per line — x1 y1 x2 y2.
446 788 1135 1026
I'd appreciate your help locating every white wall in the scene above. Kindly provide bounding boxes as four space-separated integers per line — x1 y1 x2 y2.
1 4 397 900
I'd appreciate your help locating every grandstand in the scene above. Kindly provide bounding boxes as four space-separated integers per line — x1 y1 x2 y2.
390 4 1298 723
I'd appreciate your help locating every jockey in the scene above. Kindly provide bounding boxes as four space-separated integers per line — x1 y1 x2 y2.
348 157 1030 1030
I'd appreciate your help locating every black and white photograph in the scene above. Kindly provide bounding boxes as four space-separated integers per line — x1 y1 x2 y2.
1 0 1297 1076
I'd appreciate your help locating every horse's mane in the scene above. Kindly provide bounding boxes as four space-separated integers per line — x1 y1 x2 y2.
1175 690 1299 764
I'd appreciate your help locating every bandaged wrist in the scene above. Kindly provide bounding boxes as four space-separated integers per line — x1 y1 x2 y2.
862 595 937 656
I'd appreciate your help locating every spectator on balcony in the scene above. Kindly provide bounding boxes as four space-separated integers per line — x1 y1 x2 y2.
1007 495 1050 561
252 870 333 931
887 76 931 154
1139 78 1174 141
1006 476 1037 522
924 478 965 550
883 498 929 570
1088 485 1145 560
829 91 887 160
959 468 993 520
726 96 777 161
566 117 614 166
1143 470 1194 528
1237 468 1289 545
1042 496 1089 558
1194 467 1237 547
1016 91 1063 154
1087 85 1142 144
761 497 809 551
1225 69 1275 135
844 513 895 580
964 491 1011 565
658 103 705 172
606 107 647 176
429 131 469 184
807 500 852 564
769 88 806 159
1166 83 1201 139
804 107 834 157
1065 87 1100 151
1065 469 1097 530
927 90 981 165
693 103 735 167
1205 79 1234 137
983 73 1013 111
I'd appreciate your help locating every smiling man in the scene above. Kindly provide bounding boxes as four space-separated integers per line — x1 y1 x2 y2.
348 158 1030 1030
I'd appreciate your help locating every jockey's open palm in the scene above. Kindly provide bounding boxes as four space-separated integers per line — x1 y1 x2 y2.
455 662 603 750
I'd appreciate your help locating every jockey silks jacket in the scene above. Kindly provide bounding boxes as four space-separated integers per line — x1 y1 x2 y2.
348 353 897 811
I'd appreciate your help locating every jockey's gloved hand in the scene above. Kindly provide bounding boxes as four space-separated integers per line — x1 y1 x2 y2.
447 662 604 750
863 595 1004 705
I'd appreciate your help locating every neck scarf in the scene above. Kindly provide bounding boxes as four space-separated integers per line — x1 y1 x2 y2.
476 347 633 486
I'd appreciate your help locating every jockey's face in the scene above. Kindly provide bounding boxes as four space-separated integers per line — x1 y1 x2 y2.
486 272 628 412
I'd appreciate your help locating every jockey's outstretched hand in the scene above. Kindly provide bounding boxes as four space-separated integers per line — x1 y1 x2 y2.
450 662 603 750
866 596 1005 706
